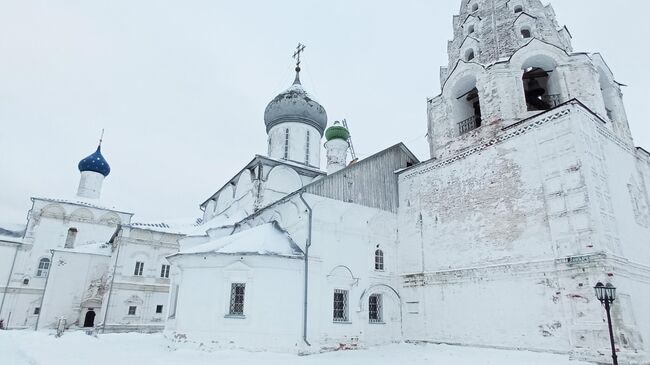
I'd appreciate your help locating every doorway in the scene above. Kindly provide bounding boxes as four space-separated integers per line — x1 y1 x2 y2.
83 309 96 328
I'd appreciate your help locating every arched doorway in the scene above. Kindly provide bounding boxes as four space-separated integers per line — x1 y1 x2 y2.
83 309 96 328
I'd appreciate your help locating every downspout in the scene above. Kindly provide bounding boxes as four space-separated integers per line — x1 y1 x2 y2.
298 191 312 346
0 243 20 324
102 225 123 333
34 249 55 331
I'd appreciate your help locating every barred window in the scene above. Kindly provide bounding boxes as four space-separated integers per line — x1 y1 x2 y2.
128 306 137 315
369 294 383 323
283 129 290 160
134 261 144 276
229 283 246 316
305 131 311 165
160 264 170 278
375 249 384 271
333 289 349 322
36 258 50 277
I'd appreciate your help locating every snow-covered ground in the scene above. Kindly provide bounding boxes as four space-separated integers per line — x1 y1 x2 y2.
1 330 591 365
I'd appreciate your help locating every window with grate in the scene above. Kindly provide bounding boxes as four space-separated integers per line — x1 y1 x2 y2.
156 305 163 314
160 264 170 278
229 283 246 316
305 131 311 165
36 258 50 277
369 294 383 323
333 289 349 322
375 249 384 271
134 261 144 276
128 306 137 315
283 129 290 160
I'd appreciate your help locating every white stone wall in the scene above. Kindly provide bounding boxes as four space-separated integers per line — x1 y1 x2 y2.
102 227 180 332
268 123 322 169
169 194 402 352
38 250 111 329
401 103 650 360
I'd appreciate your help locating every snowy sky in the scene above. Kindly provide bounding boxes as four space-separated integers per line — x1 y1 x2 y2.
1 1 649 225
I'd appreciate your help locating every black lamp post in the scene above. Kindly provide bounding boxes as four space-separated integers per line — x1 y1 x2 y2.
594 282 618 365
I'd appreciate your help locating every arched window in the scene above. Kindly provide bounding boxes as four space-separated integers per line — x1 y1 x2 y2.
514 5 523 13
22 277 30 285
374 249 384 271
36 258 50 277
465 49 475 61
467 24 475 35
471 3 478 12
369 294 383 323
65 228 78 249
523 67 560 111
521 27 532 39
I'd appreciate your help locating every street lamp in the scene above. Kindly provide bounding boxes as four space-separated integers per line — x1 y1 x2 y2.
594 282 618 365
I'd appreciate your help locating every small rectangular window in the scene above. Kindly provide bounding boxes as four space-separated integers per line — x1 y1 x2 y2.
160 264 170 278
156 305 163 314
283 129 290 160
305 130 311 165
128 306 137 315
229 283 246 316
134 261 144 276
33 307 41 315
369 294 383 323
333 289 349 322
375 249 384 271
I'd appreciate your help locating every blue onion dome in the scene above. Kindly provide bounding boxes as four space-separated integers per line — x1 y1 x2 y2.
78 145 111 177
264 67 328 136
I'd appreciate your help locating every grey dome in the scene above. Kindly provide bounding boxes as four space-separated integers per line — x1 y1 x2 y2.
264 70 328 135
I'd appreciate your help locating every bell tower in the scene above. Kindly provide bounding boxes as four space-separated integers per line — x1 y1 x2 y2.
427 0 632 159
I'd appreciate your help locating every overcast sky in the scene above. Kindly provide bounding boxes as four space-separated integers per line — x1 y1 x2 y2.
1 0 649 225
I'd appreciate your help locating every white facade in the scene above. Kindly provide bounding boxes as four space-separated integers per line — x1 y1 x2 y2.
0 149 188 333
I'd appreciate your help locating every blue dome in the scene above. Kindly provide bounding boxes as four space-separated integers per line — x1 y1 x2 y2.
78 146 111 177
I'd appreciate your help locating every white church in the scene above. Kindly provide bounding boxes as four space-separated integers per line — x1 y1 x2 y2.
2 0 650 364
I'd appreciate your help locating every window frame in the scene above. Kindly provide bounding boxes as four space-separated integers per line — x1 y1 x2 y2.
368 294 383 323
160 264 170 278
228 283 246 317
36 258 51 277
134 261 144 276
333 289 349 323
375 249 385 271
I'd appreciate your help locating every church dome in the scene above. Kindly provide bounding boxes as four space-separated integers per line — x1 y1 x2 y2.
325 121 350 141
264 68 328 136
78 145 111 177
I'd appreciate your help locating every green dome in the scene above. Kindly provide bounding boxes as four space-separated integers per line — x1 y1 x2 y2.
325 124 350 141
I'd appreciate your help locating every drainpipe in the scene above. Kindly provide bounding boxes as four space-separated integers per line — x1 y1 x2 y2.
102 226 123 333
34 249 55 331
0 242 20 325
298 192 312 346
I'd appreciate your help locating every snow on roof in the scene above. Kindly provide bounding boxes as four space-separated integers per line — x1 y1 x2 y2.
128 217 203 235
33 196 133 215
180 222 303 258
185 209 248 237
